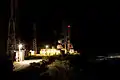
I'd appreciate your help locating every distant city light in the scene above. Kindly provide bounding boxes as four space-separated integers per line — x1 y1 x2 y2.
68 25 70 28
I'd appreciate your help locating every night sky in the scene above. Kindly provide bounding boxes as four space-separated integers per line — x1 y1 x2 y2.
1 1 120 56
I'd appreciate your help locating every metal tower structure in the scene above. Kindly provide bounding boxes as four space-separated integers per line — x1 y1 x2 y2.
62 21 67 52
33 23 37 54
67 25 71 40
67 25 71 50
62 21 72 53
7 0 17 60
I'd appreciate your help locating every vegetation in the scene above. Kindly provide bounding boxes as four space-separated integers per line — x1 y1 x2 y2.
39 60 72 80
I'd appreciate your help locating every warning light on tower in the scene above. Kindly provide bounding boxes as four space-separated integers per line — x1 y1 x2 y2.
68 25 70 28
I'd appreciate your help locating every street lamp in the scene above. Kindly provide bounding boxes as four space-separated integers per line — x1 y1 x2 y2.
58 40 62 43
45 45 49 49
18 44 23 49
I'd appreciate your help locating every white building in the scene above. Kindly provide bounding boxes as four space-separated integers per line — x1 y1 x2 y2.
15 50 25 62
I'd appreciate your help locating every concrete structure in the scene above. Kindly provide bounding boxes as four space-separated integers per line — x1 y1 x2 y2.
16 50 25 62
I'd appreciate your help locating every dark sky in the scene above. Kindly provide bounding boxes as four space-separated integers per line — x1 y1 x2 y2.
1 1 120 56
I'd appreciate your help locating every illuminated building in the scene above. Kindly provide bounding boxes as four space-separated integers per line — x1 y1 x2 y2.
40 48 60 56
30 50 35 55
15 44 25 62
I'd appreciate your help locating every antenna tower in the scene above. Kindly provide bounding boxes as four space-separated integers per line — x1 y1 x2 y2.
62 21 67 52
7 0 17 60
33 23 37 54
62 21 71 53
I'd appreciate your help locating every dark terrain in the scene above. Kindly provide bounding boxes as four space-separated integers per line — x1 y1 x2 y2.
1 55 120 80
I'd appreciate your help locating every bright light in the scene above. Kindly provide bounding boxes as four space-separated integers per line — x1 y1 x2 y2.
52 46 55 49
45 45 49 48
69 49 74 54
18 44 23 49
30 50 35 55
58 40 62 43
16 44 24 62
68 25 70 28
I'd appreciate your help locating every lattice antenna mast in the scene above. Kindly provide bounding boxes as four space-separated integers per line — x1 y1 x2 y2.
67 25 71 40
7 0 17 58
67 25 71 50
33 23 37 53
62 21 67 51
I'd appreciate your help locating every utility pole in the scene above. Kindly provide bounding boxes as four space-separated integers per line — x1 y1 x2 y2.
7 0 17 61
33 23 37 54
